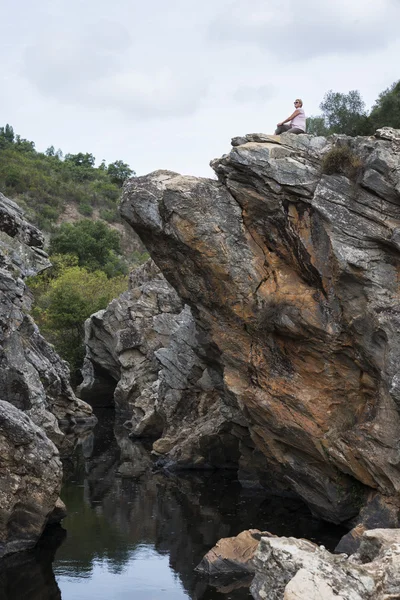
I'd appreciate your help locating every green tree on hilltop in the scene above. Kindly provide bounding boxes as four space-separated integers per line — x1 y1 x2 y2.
369 80 400 130
318 90 371 136
107 160 135 186
0 124 15 145
64 152 96 168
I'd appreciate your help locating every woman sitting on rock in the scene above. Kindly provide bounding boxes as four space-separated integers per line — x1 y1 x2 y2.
275 99 306 134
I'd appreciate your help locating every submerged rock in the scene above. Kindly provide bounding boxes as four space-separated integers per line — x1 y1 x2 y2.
115 129 400 526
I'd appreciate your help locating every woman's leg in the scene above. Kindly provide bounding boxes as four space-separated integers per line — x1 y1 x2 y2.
275 124 291 134
284 127 305 134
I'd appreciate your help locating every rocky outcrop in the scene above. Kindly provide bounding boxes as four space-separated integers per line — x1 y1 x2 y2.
0 400 63 558
251 528 400 599
0 193 94 452
195 529 270 579
0 193 96 558
116 128 400 527
79 259 249 469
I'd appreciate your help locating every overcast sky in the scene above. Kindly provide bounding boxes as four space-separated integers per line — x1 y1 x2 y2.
2 0 400 177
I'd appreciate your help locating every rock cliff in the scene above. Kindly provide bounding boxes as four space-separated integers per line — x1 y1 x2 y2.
0 193 95 557
0 193 94 452
79 259 248 469
83 128 400 530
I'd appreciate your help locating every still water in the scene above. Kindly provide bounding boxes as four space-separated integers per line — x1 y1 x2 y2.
0 410 346 600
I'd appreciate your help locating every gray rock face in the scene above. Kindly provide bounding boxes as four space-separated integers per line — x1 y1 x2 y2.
251 528 400 600
0 400 62 558
116 129 400 525
79 259 249 469
0 193 94 452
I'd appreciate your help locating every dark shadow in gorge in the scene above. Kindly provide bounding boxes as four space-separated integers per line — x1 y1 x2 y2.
0 524 65 600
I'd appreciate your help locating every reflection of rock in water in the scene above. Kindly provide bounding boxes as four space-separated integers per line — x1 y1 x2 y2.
0 525 65 600
52 412 346 599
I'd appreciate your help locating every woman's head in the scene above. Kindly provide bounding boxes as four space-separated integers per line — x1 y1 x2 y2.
294 99 303 107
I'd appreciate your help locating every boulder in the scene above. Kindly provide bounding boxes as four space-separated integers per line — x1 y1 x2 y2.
195 529 272 578
0 400 63 558
251 528 400 600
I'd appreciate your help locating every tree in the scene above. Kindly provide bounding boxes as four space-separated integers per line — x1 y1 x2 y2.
318 90 371 136
30 265 128 374
14 134 35 152
64 152 96 168
45 145 55 156
306 116 329 136
49 219 126 275
107 160 135 186
0 124 15 144
369 80 400 130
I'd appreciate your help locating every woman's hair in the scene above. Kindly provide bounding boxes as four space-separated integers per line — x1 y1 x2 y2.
295 98 303 107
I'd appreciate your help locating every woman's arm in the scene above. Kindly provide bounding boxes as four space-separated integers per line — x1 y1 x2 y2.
277 109 300 126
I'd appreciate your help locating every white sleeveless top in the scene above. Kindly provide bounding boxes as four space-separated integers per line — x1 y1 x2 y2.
291 108 306 132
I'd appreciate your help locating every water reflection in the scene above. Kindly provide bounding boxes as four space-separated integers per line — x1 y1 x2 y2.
0 409 346 600
0 525 65 600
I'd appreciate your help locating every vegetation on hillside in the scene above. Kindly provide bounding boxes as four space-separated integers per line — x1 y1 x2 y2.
0 124 134 231
307 80 400 137
27 221 133 378
29 255 128 380
0 125 145 379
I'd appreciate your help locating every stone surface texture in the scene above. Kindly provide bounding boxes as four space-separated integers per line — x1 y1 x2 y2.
0 192 94 452
79 259 249 468
0 400 62 558
195 529 271 578
251 528 400 600
113 128 400 526
0 193 95 558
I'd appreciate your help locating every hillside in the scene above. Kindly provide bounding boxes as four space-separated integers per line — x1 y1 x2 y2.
0 124 146 258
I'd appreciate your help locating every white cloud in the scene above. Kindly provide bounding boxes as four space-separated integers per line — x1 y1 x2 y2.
22 17 209 118
1 0 400 179
233 84 275 104
208 0 400 60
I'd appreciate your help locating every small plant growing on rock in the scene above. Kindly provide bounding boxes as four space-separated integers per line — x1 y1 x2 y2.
321 146 363 179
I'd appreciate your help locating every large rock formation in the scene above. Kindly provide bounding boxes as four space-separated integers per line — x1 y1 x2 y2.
112 127 400 527
0 193 95 557
0 400 63 558
0 193 94 451
79 259 249 469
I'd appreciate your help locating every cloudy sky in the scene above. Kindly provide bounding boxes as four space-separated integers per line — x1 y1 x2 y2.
2 0 400 177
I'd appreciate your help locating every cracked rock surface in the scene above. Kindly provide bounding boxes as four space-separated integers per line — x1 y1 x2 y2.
0 193 95 557
112 128 400 527
251 528 400 600
0 400 63 558
0 193 94 452
79 259 250 469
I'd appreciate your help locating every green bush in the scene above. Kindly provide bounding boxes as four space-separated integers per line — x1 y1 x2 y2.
99 208 119 222
78 201 93 216
29 262 128 378
49 219 123 274
321 146 362 179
